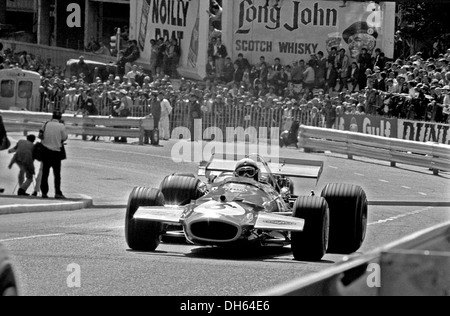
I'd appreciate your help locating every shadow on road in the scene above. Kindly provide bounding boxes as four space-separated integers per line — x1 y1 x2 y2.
185 244 335 264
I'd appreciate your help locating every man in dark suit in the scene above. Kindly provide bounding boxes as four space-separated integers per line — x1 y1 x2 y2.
220 57 234 83
373 49 385 71
348 62 360 92
235 53 251 71
189 93 202 141
358 48 373 89
231 62 244 86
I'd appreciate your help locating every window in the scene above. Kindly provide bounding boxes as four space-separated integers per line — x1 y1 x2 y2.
1 80 15 98
18 81 33 99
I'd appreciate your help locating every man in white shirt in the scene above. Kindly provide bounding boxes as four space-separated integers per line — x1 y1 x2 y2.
442 86 450 122
158 92 172 141
127 65 140 82
40 111 68 199
64 88 78 113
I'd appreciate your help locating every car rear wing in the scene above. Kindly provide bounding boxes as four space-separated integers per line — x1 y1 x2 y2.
199 154 324 182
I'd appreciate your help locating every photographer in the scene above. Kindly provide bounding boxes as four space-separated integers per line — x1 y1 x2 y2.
40 111 68 200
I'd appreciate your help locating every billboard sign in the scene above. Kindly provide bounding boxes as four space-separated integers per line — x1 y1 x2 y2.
398 120 450 145
231 0 385 65
133 0 200 70
337 114 398 138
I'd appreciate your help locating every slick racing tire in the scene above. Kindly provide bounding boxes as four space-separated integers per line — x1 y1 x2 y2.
0 244 18 296
321 184 368 254
126 187 165 251
291 197 330 261
160 175 203 206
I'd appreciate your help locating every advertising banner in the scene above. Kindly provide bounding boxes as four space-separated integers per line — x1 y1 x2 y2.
231 0 385 65
398 120 450 145
134 0 200 70
337 115 398 138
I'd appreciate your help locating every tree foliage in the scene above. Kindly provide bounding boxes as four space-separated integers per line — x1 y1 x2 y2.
0 0 7 24
396 0 450 56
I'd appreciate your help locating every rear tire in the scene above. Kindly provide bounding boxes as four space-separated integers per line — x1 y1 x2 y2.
125 187 165 251
160 175 203 206
321 184 368 254
291 197 330 261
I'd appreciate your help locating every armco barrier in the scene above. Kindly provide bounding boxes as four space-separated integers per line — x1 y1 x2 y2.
299 126 450 175
256 221 450 296
0 111 154 145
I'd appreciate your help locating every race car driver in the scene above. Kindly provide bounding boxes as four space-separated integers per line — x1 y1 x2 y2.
234 159 261 182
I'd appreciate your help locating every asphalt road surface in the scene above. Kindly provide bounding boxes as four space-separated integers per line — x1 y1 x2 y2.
0 135 449 296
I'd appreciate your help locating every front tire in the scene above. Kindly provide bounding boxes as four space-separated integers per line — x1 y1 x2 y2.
125 187 165 251
160 175 203 206
291 197 330 261
321 184 368 254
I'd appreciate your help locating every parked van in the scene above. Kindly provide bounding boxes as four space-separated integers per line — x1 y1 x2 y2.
0 68 41 111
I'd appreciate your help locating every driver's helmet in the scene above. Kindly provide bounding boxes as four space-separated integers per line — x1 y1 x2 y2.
234 159 261 182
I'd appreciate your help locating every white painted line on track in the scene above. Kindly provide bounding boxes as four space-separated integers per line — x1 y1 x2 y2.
329 166 338 169
0 233 65 243
354 173 365 176
379 179 389 183
418 192 428 196
368 207 432 226
401 186 411 189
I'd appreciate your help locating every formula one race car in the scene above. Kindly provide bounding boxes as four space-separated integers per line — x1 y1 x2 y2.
125 154 368 261
0 243 18 296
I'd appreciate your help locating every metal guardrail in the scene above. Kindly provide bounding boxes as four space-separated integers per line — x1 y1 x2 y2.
257 221 450 296
299 126 450 175
1 110 155 145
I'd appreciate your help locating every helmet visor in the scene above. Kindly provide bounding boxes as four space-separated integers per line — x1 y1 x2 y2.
237 167 257 178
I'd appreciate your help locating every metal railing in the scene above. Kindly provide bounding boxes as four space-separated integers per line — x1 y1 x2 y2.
1 110 154 145
298 126 450 175
257 221 450 296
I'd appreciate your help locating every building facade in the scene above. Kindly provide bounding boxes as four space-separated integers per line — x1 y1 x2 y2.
3 0 130 51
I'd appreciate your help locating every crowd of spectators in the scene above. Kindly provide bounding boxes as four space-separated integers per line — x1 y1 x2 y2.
83 25 181 80
1 39 449 138
204 38 450 125
0 46 64 78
